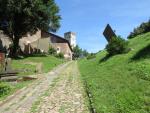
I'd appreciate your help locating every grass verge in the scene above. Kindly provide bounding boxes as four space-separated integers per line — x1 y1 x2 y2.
78 32 150 113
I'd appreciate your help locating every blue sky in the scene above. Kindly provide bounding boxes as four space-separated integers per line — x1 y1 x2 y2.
55 0 150 53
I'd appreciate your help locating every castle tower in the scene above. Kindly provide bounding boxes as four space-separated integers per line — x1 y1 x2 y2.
64 32 76 48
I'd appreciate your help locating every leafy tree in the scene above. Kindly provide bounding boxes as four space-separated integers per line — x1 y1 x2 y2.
73 45 89 59
73 45 82 59
0 0 61 57
106 36 128 56
82 50 89 57
128 19 150 39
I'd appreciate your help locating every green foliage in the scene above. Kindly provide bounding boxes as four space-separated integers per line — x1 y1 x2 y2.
78 32 150 113
73 45 82 59
55 53 64 59
106 36 128 56
128 19 150 39
0 0 61 56
82 50 89 57
87 53 96 60
0 82 11 97
73 45 89 59
48 47 56 55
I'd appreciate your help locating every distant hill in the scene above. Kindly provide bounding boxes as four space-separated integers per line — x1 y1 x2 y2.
78 32 150 113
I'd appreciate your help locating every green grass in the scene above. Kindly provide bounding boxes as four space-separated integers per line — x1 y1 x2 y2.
11 54 65 76
0 55 65 100
78 32 150 113
0 80 33 101
11 61 36 76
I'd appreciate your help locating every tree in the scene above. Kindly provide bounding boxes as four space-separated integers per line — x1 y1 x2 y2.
73 45 82 59
82 50 89 57
0 0 61 57
128 19 150 39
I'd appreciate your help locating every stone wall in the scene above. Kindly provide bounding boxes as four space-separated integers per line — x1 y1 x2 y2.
0 30 12 50
51 43 72 60
19 30 49 54
42 31 73 60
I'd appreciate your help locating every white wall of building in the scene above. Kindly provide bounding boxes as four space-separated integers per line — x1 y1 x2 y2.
64 32 76 48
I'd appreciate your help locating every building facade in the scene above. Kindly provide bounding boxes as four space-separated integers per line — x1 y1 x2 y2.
19 30 50 54
0 30 74 60
42 32 73 60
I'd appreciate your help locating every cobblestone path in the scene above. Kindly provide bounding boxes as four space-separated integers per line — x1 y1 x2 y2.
31 61 89 113
0 61 89 113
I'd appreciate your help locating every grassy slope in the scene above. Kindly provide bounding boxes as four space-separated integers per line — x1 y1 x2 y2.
11 55 64 76
78 32 150 113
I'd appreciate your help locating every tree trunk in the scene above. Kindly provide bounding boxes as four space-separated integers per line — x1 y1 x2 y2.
11 36 20 57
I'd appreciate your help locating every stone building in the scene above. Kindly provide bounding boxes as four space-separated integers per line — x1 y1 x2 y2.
0 30 12 51
64 32 76 48
42 31 73 60
19 30 50 54
0 30 75 60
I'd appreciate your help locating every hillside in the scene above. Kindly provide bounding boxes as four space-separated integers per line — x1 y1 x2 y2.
78 32 150 113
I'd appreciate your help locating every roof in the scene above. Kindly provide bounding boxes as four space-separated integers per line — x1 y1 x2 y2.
64 31 76 35
45 31 73 52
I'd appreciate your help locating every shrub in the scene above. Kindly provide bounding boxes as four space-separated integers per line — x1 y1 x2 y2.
0 82 11 97
87 53 96 60
55 53 64 59
48 47 57 55
106 36 128 56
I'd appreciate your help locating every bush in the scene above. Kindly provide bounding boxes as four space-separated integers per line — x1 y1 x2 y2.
106 36 128 56
87 53 96 60
55 53 64 59
0 82 11 97
48 47 56 55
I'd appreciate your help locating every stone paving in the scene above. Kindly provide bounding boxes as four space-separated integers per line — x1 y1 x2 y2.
32 61 89 113
0 61 89 113
0 62 71 113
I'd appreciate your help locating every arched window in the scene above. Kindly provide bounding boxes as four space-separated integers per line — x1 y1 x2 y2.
57 47 60 53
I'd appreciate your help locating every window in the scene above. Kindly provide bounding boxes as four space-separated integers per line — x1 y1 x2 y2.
57 47 60 53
